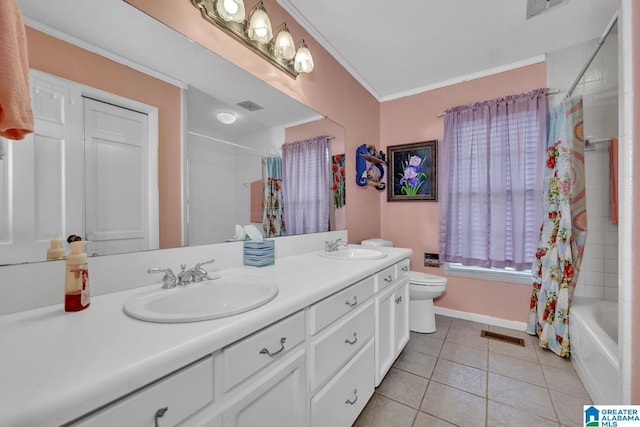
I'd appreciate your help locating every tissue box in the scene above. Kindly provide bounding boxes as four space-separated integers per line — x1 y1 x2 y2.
243 240 275 267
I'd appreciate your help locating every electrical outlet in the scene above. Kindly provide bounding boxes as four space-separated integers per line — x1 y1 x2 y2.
424 252 440 268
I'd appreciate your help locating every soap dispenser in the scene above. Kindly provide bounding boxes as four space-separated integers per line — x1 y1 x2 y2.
46 237 65 260
64 240 90 312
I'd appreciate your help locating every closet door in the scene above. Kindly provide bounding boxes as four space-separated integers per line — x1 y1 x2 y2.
83 97 150 256
0 73 82 264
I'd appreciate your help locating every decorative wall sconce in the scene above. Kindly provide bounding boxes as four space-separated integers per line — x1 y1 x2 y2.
191 0 314 78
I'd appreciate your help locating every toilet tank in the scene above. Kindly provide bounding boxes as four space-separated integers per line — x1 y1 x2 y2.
361 238 393 247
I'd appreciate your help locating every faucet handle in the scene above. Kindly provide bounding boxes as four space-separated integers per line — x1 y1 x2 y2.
195 258 215 269
193 258 216 282
148 267 177 289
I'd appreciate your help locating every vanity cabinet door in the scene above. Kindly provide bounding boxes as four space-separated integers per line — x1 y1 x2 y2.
394 282 410 355
374 284 395 386
222 348 306 427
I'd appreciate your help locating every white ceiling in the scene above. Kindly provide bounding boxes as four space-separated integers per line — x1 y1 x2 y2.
19 0 619 118
277 0 619 101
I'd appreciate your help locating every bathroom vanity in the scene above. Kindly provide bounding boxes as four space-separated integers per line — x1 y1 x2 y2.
0 244 411 427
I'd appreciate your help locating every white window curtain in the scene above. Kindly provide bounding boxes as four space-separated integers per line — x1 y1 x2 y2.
282 136 330 235
439 89 547 271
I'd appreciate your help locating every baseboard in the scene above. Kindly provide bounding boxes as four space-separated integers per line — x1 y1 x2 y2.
434 306 528 332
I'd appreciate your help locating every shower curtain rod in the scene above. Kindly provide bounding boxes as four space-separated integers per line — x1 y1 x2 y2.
435 88 559 118
565 12 619 99
187 130 280 157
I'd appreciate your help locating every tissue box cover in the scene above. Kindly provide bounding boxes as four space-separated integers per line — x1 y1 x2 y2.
243 240 274 267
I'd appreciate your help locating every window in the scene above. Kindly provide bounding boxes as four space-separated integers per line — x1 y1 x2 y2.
282 136 331 235
439 89 547 272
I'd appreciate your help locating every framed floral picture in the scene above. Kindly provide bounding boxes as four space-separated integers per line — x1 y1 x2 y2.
387 140 438 201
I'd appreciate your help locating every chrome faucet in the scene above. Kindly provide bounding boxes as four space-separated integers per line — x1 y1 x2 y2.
148 258 216 288
147 267 177 289
325 238 348 252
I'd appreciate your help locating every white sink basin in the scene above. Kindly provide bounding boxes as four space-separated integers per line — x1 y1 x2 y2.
318 247 387 260
124 275 278 323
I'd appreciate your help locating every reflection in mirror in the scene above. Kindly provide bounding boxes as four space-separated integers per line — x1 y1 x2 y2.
2 0 345 266
185 86 346 246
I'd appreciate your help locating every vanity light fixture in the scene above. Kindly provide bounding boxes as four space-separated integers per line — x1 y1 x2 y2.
294 39 314 73
215 0 245 32
246 1 273 44
272 23 295 61
191 0 314 78
216 111 237 124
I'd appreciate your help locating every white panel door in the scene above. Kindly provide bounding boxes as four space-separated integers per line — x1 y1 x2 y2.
186 135 237 245
0 74 83 265
83 98 150 256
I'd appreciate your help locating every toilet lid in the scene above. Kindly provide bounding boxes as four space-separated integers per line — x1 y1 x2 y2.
409 271 447 285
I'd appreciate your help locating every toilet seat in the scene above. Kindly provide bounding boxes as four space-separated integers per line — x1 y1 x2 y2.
409 271 447 286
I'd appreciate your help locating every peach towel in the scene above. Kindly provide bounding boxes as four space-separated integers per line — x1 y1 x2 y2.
0 0 34 140
609 138 618 224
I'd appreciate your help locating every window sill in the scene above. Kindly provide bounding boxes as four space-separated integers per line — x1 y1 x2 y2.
444 263 532 285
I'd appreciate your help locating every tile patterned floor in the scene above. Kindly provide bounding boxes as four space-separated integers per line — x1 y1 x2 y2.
354 315 592 427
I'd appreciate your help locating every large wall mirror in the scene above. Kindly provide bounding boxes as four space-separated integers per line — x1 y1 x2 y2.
3 0 345 265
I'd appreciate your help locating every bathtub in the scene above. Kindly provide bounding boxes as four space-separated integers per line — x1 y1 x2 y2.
569 297 620 403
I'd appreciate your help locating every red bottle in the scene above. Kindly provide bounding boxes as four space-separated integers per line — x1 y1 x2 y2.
64 240 90 312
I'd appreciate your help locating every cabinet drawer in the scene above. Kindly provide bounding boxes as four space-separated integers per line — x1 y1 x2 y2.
311 340 375 427
221 311 305 392
375 265 396 292
396 258 410 280
308 275 374 335
309 301 374 391
75 356 214 427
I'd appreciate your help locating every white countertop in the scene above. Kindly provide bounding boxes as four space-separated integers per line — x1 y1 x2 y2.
0 246 410 426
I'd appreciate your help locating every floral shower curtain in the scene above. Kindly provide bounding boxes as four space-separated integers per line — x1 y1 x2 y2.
262 156 285 237
527 96 587 357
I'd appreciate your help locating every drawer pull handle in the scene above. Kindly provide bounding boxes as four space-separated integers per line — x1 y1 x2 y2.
260 337 286 357
384 275 393 282
154 407 168 427
401 266 409 272
396 296 402 304
344 296 358 307
345 389 358 405
344 332 358 345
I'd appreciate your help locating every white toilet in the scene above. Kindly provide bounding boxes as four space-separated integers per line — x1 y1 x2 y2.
361 238 447 334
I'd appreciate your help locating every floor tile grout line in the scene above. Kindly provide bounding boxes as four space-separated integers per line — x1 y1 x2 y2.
410 378 430 427
485 339 490 427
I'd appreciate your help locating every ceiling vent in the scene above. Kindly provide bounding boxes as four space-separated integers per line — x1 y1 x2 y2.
526 0 569 19
236 100 264 112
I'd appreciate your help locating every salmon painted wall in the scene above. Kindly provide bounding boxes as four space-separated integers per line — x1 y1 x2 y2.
380 63 546 323
285 118 347 230
631 0 640 404
25 28 182 249
125 0 381 244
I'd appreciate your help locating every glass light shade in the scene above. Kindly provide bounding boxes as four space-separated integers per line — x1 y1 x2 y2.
247 3 273 44
216 0 245 23
216 111 237 124
294 42 314 73
273 24 295 61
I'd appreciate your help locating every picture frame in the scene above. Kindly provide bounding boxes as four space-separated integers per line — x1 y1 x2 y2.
387 140 438 201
